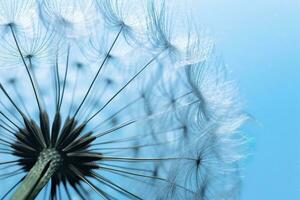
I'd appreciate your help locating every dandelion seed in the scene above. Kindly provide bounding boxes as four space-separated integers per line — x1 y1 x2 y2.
0 0 247 200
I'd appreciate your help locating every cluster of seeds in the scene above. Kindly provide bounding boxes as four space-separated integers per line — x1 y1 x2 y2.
0 0 247 199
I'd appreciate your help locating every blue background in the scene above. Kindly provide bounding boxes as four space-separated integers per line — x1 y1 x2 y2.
188 0 300 199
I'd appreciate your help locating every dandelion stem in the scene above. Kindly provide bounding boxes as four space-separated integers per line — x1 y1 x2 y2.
10 149 61 200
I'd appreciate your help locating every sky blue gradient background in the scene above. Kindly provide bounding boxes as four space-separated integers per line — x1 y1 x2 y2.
187 0 300 199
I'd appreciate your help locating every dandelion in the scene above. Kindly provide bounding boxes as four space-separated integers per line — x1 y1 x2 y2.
0 0 247 200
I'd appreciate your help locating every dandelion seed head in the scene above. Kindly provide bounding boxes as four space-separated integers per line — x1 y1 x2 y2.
38 0 98 38
0 0 37 33
0 0 247 199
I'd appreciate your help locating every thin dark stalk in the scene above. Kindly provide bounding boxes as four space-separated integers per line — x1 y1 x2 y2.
68 65 80 116
58 45 70 111
62 182 72 200
86 51 163 124
0 124 15 135
100 163 154 173
0 83 26 118
0 111 20 130
0 101 22 124
9 25 43 113
82 82 109 121
99 166 194 193
0 118 16 133
0 176 25 200
100 156 196 162
28 57 45 110
11 84 30 117
91 126 183 147
91 139 179 153
69 165 110 200
92 172 142 200
0 160 19 165
94 100 199 139
91 96 141 131
54 53 61 111
0 169 23 180
73 26 123 119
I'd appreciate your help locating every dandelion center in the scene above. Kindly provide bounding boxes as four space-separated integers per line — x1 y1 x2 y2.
12 114 102 187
